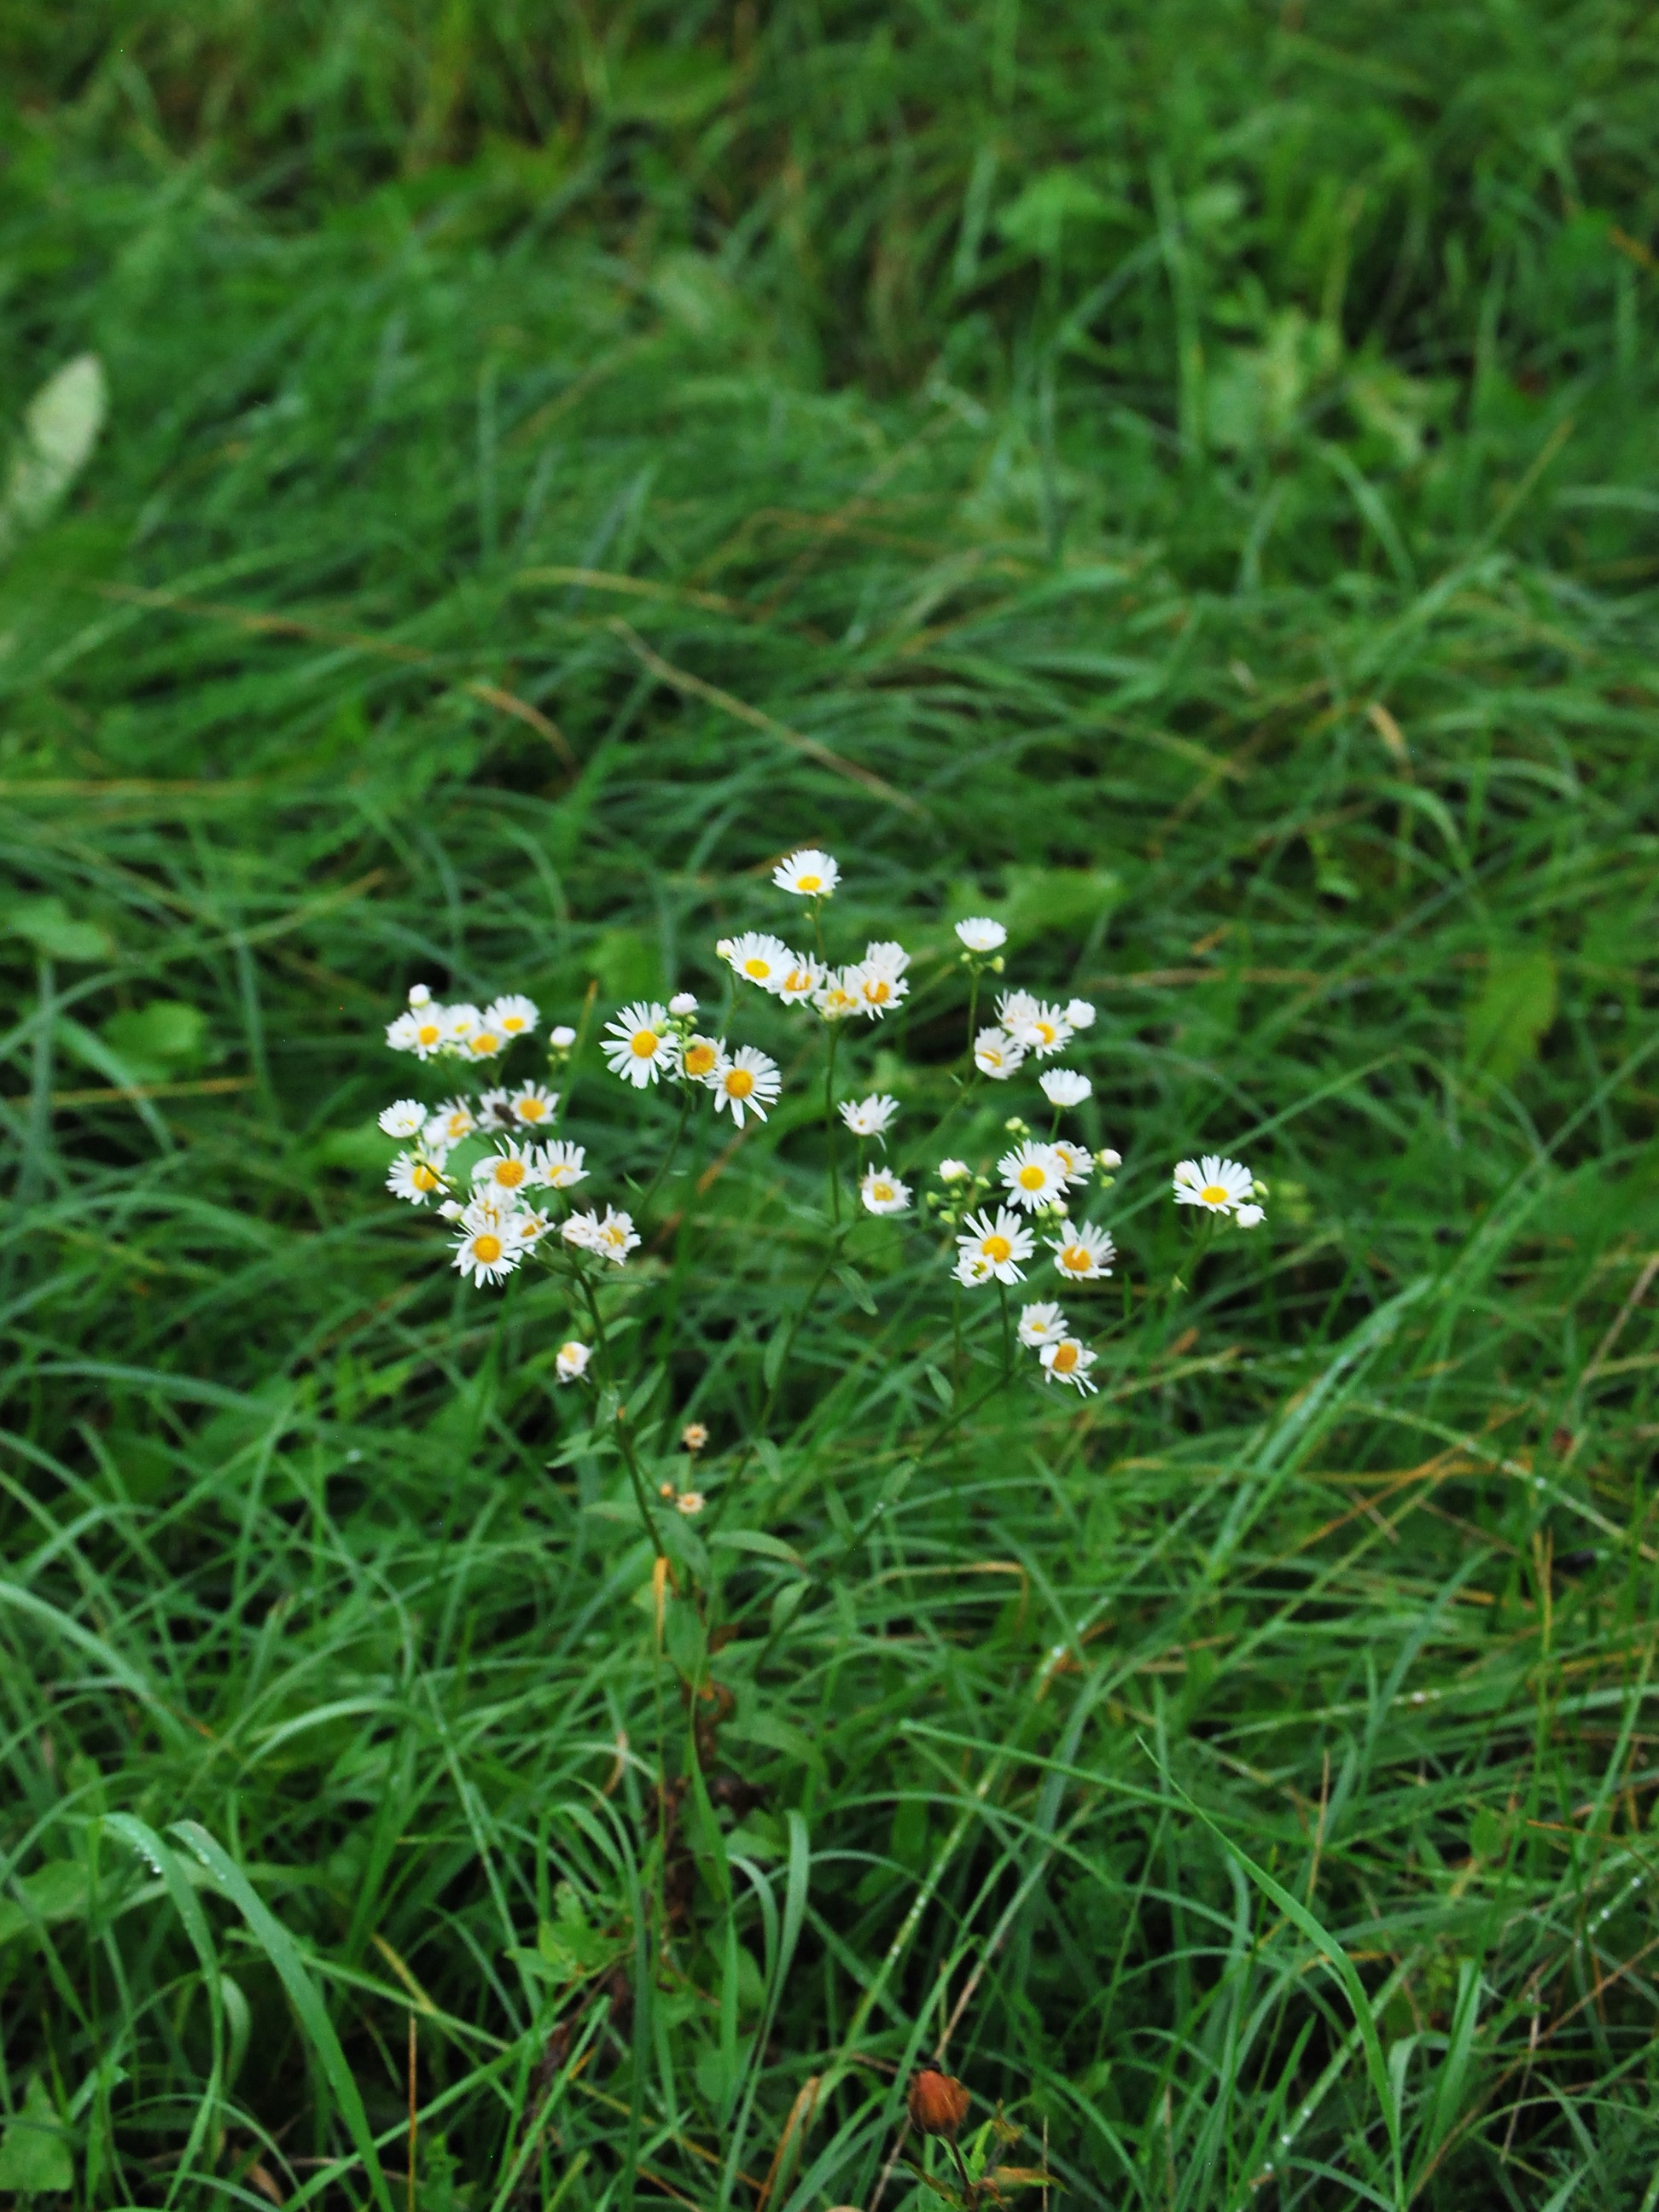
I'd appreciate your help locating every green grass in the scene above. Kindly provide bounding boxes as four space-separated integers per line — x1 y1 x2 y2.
3 3 1659 2207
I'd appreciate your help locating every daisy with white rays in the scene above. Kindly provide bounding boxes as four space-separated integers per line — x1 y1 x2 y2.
1049 1138 1094 1190
955 916 1006 954
1049 1220 1115 1282
379 1099 426 1138
1173 1155 1256 1215
679 1032 722 1082
471 1140 546 1201
777 953 823 1005
1040 1337 1099 1394
1064 998 1097 1029
387 1005 449 1058
707 1044 782 1129
849 942 909 1018
509 1081 559 1129
997 1139 1069 1212
426 1096 477 1147
1039 1068 1091 1109
602 1000 679 1087
772 847 840 899
722 931 795 993
974 1027 1025 1080
554 1340 591 1384
562 1207 640 1264
387 1150 449 1206
484 993 538 1038
859 1168 911 1215
955 1207 1033 1284
840 1092 899 1138
536 1139 587 1191
1010 998 1073 1057
1017 1301 1069 1347
451 1200 523 1288
814 971 862 1022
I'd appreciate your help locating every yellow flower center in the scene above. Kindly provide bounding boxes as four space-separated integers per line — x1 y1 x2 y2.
1033 1022 1057 1045
796 872 821 892
560 1342 583 1364
1200 1184 1231 1206
871 1182 894 1203
473 1234 503 1265
516 1097 548 1121
1059 1245 1090 1273
411 1162 439 1192
548 1165 573 1185
494 1160 527 1188
469 1032 501 1057
631 1030 660 1058
1017 1164 1046 1190
743 958 771 980
1052 1342 1079 1372
982 1234 1012 1263
725 1067 755 1098
684 1042 717 1077
864 977 893 1004
602 1226 625 1248
981 1046 1002 1065
783 969 812 993
416 1022 441 1047
501 1013 527 1031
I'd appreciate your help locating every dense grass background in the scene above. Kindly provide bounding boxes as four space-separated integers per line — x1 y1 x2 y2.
3 3 1659 2206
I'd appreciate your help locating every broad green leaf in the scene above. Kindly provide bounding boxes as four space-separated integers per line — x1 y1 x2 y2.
0 1860 90 1949
101 1000 208 1081
3 896 113 963
1465 947 1557 1086
0 2077 73 2196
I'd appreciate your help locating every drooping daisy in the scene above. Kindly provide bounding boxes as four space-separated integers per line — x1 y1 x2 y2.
1039 1337 1099 1394
555 1340 591 1383
1049 1221 1116 1281
680 1033 722 1081
723 931 795 993
1049 1138 1094 1189
956 1207 1034 1284
1234 1202 1266 1229
451 1206 523 1288
707 1045 782 1129
536 1139 587 1190
814 971 862 1022
602 1001 679 1086
859 1169 911 1215
426 1096 477 1148
511 1208 552 1248
777 955 823 1005
998 1140 1069 1212
379 1099 426 1138
668 992 698 1016
956 917 1007 952
387 1007 448 1058
974 1027 1026 1080
841 1093 899 1138
591 1207 641 1264
471 1141 544 1199
485 993 539 1039
773 847 840 898
387 1150 448 1206
954 1249 995 1287
1010 999 1073 1057
1064 998 1097 1029
1039 1068 1091 1109
939 1158 971 1182
1173 1155 1254 1214
1017 1301 1070 1347
506 1082 559 1129
561 1210 602 1254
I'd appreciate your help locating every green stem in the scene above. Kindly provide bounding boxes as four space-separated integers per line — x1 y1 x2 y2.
966 967 981 1057
575 1269 667 1553
824 1025 842 1225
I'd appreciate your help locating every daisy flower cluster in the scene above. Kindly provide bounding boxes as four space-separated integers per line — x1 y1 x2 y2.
599 996 783 1127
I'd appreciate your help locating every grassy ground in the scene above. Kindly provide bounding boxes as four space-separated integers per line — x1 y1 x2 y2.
3 3 1659 2207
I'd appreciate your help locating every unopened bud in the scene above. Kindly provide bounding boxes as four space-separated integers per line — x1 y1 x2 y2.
550 1025 577 1050
1097 1147 1121 1169
1004 1116 1028 1137
907 2067 970 2139
668 992 698 1017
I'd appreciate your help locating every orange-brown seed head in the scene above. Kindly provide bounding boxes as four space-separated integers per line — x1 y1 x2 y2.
907 2066 970 2139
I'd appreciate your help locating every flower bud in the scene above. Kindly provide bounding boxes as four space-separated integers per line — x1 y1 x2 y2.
1003 1117 1028 1137
906 2067 969 2139
1097 1148 1121 1169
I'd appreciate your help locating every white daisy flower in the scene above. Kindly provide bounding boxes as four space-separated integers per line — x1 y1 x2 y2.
863 939 911 977
438 1200 463 1220
535 1139 587 1190
675 1490 706 1516
378 1099 426 1138
954 1249 996 1287
1064 998 1097 1029
444 1002 481 1045
777 954 823 1005
723 931 795 992
511 1208 552 1247
451 1205 523 1288
956 1207 1033 1284
681 1421 708 1452
555 1340 592 1383
591 1207 641 1264
955 917 1007 952
426 1096 477 1148
1039 1337 1098 1394
859 1169 911 1215
840 1092 899 1138
387 1150 448 1206
1049 1138 1094 1188
475 1087 512 1129
561 1209 602 1254
407 983 434 1009
996 989 1039 1028
602 1001 678 1086
471 1140 544 1199
678 1033 722 1082
1234 1202 1266 1229
485 993 539 1038
998 1140 1069 1211
847 955 908 1019
508 1081 560 1129
668 991 698 1016
1039 1068 1091 1108
387 1008 448 1059
1173 1155 1254 1214
773 847 840 898
1017 1301 1070 1347
462 1022 508 1062
939 1158 971 1182
814 971 863 1022
1049 1221 1116 1281
549 1025 577 1050
1010 999 1073 1057
974 1026 1026 1080
708 1044 782 1129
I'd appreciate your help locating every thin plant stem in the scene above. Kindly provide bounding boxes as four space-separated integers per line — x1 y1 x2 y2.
573 1267 667 1553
